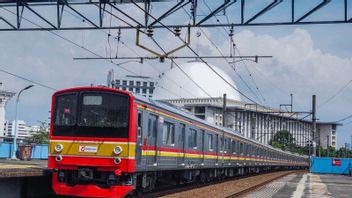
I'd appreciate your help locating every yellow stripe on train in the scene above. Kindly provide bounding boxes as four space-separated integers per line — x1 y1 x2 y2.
49 140 136 157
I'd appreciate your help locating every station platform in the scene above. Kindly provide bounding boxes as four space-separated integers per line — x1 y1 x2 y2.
0 159 48 178
245 172 352 198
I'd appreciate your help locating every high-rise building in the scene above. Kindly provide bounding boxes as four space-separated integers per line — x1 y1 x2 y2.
4 120 32 140
0 82 15 140
107 69 157 98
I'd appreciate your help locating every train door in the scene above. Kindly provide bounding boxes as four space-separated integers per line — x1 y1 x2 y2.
136 111 143 166
201 130 205 164
215 134 219 164
178 123 186 165
147 114 158 166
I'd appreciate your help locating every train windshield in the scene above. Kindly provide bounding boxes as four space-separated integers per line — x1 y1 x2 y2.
53 91 130 138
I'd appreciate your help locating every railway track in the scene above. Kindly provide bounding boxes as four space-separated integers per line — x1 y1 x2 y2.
225 171 300 198
130 170 305 198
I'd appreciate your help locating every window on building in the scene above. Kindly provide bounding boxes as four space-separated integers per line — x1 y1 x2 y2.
188 129 197 148
116 80 120 85
136 88 140 93
162 121 175 146
129 81 134 86
195 107 205 114
208 134 213 151
143 82 148 87
122 87 126 91
122 80 127 85
149 89 154 94
150 82 154 87
142 89 147 94
128 88 133 91
136 81 141 87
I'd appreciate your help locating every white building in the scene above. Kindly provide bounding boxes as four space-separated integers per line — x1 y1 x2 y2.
153 61 339 149
317 123 338 149
4 120 32 140
0 82 15 140
107 69 157 98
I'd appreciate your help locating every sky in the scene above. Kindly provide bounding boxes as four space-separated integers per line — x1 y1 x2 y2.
0 1 352 148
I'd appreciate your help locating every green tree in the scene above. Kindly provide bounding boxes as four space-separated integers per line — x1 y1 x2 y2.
269 130 296 151
25 121 49 144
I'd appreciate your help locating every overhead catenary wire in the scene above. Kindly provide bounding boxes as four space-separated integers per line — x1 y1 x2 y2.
149 37 214 99
197 27 263 104
336 113 352 123
1 7 185 99
131 1 260 106
0 67 57 91
318 79 352 108
64 7 200 99
199 3 267 104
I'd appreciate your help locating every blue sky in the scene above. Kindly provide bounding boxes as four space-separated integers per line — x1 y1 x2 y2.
1 1 352 148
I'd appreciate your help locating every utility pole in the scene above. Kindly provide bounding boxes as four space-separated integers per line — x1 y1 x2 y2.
312 95 317 157
290 93 293 112
222 93 227 162
327 135 329 157
222 93 227 127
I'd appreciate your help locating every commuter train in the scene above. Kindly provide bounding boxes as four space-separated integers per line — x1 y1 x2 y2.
48 86 308 198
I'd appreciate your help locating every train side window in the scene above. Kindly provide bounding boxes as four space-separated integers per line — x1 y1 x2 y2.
240 142 244 155
220 137 223 153
224 138 228 153
228 138 231 153
148 114 158 138
162 121 175 146
137 111 142 137
232 140 236 154
208 134 214 151
188 129 197 149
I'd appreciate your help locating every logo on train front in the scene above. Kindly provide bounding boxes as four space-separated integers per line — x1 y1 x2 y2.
79 145 98 153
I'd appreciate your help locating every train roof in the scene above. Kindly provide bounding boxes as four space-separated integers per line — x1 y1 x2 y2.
133 93 308 159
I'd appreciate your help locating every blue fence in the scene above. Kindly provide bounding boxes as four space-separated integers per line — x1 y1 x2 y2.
0 143 48 159
310 157 352 175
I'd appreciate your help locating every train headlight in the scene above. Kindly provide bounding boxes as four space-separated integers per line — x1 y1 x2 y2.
114 157 122 165
113 146 123 155
55 144 63 152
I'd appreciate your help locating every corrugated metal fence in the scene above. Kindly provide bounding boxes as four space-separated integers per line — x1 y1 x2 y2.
310 157 352 175
0 143 48 159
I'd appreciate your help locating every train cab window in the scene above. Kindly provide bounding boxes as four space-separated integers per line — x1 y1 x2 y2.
53 91 130 138
188 129 197 149
54 93 77 126
162 121 175 146
232 140 236 154
148 114 158 138
208 134 214 151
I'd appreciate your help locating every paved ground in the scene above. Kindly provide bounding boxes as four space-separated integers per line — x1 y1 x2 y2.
245 173 352 198
0 159 48 178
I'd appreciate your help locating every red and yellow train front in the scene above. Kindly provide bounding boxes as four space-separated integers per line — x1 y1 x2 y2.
48 87 137 198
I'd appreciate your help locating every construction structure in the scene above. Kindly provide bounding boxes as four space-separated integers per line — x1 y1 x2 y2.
0 83 15 141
